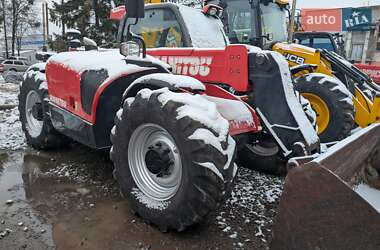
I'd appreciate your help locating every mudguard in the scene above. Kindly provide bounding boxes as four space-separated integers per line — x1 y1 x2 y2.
123 73 261 135
122 72 206 100
248 50 320 157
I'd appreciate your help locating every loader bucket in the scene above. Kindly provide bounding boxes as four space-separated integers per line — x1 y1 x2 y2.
271 124 380 250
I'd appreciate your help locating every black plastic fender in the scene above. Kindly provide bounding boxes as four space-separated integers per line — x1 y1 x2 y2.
122 73 206 102
248 50 320 157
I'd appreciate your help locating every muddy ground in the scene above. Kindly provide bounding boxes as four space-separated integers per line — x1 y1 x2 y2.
0 82 284 250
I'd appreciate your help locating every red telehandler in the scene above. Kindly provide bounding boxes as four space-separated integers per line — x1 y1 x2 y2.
19 1 379 248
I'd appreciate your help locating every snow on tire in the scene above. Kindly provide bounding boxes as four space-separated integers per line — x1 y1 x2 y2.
19 66 68 149
110 87 236 232
294 73 355 143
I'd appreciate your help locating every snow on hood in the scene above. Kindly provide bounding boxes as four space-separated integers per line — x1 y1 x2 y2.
48 50 169 83
178 5 228 48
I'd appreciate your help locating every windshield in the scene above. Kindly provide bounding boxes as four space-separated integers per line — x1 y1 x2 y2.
225 0 288 46
261 3 288 44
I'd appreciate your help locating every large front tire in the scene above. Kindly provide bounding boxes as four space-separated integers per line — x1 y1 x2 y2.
19 67 68 149
294 73 355 143
110 88 236 232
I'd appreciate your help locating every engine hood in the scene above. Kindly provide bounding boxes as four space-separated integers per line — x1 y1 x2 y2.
272 42 318 58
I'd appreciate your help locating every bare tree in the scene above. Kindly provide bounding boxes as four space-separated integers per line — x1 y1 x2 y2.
1 0 9 58
16 10 39 55
3 0 38 55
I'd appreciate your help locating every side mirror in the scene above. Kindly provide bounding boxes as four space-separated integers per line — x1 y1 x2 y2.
125 0 145 18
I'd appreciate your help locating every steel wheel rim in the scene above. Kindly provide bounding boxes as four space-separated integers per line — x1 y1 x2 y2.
128 124 182 201
302 93 330 135
25 90 43 137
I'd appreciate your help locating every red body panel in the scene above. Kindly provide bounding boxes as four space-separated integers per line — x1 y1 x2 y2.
46 60 149 124
148 45 250 92
204 84 261 135
46 62 88 119
355 64 380 85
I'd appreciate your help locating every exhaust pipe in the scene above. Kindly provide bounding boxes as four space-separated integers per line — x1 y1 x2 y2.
271 124 380 250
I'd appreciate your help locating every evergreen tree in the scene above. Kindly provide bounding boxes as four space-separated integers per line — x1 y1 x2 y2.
50 0 124 47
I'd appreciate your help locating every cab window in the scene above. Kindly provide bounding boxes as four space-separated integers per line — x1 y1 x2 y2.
312 38 334 51
298 38 311 47
3 61 12 64
128 8 184 48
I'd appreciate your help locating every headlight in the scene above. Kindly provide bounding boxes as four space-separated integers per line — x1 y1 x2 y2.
120 41 141 57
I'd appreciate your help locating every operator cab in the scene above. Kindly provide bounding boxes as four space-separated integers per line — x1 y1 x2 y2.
223 0 289 48
118 3 228 49
293 32 346 57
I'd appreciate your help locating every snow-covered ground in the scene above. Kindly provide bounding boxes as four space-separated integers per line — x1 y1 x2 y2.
0 83 26 150
217 169 283 247
0 82 18 106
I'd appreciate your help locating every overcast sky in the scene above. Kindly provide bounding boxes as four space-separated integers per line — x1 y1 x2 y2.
296 0 380 9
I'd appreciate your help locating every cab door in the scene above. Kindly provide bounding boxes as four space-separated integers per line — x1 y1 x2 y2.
120 5 190 48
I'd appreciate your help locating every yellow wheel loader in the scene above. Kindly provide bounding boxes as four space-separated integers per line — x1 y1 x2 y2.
222 0 380 143
273 41 380 138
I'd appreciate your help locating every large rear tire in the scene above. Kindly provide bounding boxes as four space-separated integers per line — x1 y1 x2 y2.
19 67 68 149
237 134 286 176
294 73 355 143
110 88 236 232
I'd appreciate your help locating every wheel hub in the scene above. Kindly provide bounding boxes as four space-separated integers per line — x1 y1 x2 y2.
302 93 330 135
145 143 174 177
31 102 43 121
128 124 182 201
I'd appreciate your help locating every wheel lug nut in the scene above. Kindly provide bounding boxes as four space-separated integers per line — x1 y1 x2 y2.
155 142 162 148
148 146 154 150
